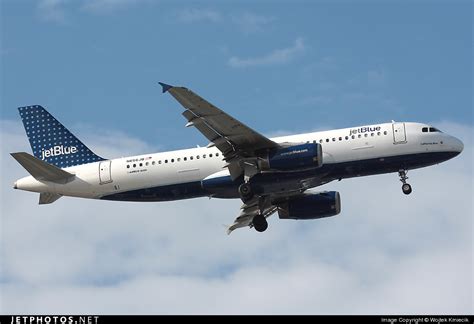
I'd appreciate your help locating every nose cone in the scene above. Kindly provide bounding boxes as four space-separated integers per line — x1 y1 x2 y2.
449 136 464 155
13 181 17 189
452 137 464 154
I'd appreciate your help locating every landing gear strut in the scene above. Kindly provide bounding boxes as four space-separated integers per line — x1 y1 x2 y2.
252 214 268 232
398 170 412 195
238 182 254 202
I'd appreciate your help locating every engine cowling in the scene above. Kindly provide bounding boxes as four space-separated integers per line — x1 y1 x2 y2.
259 143 323 171
277 191 341 220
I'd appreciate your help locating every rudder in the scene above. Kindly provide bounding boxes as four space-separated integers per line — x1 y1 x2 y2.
18 105 105 168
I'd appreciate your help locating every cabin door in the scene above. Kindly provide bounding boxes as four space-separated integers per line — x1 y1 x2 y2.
392 123 407 144
99 160 113 184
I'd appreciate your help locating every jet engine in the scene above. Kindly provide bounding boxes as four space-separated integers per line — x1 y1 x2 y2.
258 143 323 171
277 191 341 220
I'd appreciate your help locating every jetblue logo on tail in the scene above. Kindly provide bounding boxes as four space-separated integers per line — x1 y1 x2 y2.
19 105 105 168
41 145 78 160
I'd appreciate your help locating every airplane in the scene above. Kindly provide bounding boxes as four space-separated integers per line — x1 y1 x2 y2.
11 82 464 234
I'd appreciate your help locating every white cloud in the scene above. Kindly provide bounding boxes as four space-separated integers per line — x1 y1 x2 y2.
228 37 305 68
37 0 69 23
0 119 472 314
37 0 147 21
81 0 145 14
231 12 275 34
174 10 274 34
176 8 222 24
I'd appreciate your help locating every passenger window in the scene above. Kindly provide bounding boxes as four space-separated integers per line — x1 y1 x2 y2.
351 135 355 139
358 134 361 138
190 156 193 160
371 133 375 137
313 140 316 143
139 163 143 167
177 158 181 162
171 159 174 163
209 154 213 158
152 161 155 165
196 155 200 159
165 160 168 163
319 139 323 143
384 131 387 135
332 138 336 142
184 157 187 161
158 160 162 164
127 165 130 169
133 164 136 168
377 132 381 136
326 139 329 142
216 153 219 157
345 136 349 140
364 133 368 137
146 162 149 166
203 154 206 158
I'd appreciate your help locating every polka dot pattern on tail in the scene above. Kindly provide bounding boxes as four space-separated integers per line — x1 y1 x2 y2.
18 105 105 168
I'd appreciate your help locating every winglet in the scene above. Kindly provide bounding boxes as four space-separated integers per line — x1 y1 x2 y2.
158 82 173 93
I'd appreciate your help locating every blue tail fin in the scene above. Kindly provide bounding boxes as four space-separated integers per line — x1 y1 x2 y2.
18 105 105 168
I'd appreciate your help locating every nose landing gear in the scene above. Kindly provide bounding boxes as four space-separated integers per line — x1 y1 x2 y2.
399 170 412 195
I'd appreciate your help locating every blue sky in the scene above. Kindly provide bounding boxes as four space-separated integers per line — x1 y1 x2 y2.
1 0 472 151
0 0 472 314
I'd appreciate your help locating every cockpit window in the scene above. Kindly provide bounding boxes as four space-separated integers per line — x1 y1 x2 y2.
423 126 442 133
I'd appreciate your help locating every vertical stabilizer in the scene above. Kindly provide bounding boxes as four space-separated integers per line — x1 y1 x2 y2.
18 105 105 168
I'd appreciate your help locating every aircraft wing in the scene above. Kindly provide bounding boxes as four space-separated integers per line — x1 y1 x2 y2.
159 82 278 179
226 179 319 234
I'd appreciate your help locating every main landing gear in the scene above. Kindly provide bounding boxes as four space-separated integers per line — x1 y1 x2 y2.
238 182 268 232
252 214 268 232
238 182 254 202
398 170 412 195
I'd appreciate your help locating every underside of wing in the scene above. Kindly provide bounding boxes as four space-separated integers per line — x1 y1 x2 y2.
227 196 279 234
227 190 342 234
158 82 342 235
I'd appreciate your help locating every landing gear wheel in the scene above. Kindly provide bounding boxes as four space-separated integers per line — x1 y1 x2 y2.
398 169 412 195
253 215 268 232
238 183 254 202
402 183 412 195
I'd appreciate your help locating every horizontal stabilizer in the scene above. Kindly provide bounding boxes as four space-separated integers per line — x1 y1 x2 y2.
10 152 75 184
39 192 62 205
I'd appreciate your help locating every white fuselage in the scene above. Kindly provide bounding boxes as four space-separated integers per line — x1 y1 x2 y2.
14 122 464 200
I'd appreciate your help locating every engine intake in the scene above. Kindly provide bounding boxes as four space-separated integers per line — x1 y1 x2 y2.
278 191 341 220
259 143 323 171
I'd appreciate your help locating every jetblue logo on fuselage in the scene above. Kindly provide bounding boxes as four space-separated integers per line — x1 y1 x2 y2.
41 145 78 160
349 126 381 136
